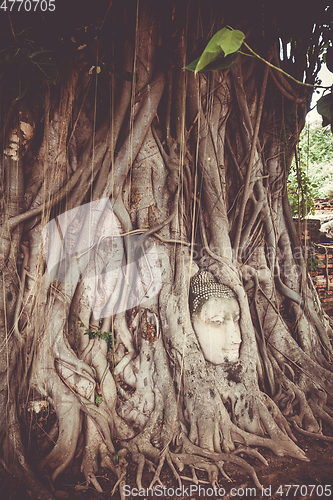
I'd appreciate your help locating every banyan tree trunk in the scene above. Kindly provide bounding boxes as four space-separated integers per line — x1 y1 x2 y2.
0 1 332 498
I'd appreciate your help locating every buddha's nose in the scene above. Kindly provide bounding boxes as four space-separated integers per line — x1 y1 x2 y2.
227 320 241 344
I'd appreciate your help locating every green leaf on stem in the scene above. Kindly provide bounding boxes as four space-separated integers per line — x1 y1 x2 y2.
186 50 240 72
193 27 245 75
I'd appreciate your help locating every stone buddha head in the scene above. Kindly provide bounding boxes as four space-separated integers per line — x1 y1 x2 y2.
189 270 241 364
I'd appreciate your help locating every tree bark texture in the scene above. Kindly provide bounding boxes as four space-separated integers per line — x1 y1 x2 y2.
0 1 332 497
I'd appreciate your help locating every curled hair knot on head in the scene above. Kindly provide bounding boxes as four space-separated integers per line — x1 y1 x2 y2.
189 270 237 317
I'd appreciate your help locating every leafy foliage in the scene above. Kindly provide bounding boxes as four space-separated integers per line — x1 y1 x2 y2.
307 254 323 271
287 123 333 217
288 167 317 218
303 123 333 166
83 324 115 352
95 396 102 405
186 27 245 74
73 314 116 353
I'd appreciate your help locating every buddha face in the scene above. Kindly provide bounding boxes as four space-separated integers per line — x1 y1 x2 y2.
192 296 241 364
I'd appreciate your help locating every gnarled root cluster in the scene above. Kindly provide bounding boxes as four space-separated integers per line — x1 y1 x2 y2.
1 5 333 498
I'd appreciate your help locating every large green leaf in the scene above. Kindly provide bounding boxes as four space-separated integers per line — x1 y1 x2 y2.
216 28 245 56
185 57 200 72
194 27 245 75
186 51 240 72
194 37 224 74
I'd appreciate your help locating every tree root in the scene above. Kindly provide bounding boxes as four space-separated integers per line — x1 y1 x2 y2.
176 433 263 489
80 410 107 493
292 422 333 442
110 449 128 500
233 446 268 466
180 474 211 484
261 393 297 442
308 399 333 428
148 454 165 489
3 397 56 500
166 452 183 489
38 383 82 481
271 356 321 433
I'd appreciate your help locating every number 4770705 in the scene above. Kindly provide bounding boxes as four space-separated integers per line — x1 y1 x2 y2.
0 0 55 11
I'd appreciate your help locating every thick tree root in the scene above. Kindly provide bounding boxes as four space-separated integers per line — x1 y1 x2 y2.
38 384 82 481
271 356 321 432
233 446 268 466
292 422 333 442
3 400 56 500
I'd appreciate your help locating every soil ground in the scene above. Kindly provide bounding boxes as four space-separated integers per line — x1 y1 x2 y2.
1 423 333 500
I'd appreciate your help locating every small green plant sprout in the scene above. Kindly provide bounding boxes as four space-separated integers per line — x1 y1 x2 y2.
95 396 102 406
83 323 115 352
307 254 323 272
